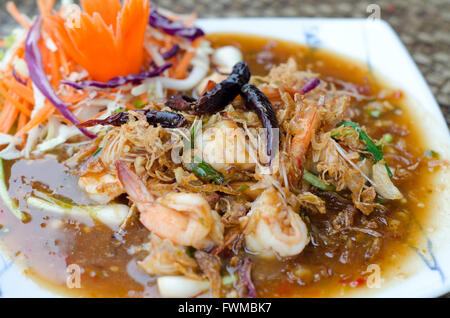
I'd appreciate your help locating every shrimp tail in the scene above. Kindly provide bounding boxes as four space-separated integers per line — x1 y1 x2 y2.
116 160 153 203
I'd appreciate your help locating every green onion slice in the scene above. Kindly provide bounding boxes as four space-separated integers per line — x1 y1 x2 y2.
302 171 335 191
337 120 392 177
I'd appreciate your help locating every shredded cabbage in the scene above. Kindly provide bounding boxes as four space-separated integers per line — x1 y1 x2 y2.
27 191 130 229
0 158 27 221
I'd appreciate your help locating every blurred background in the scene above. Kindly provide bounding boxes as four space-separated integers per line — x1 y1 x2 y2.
0 0 449 297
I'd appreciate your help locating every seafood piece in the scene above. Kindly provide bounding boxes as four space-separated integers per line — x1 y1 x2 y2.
78 171 124 204
291 106 319 168
138 235 199 278
78 109 186 128
116 160 223 249
244 187 309 259
186 120 255 177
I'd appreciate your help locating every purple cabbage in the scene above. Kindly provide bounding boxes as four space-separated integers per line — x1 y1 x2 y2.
149 7 204 41
149 44 179 68
301 78 320 94
24 16 96 139
12 67 27 86
61 63 172 89
161 44 180 60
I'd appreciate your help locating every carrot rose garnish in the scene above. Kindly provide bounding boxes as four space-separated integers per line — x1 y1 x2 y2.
48 0 150 82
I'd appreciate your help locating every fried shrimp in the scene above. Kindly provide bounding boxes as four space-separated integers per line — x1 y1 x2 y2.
291 106 320 169
78 171 124 204
243 187 309 259
116 160 223 249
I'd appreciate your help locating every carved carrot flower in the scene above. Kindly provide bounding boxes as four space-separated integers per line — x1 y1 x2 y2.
47 0 150 82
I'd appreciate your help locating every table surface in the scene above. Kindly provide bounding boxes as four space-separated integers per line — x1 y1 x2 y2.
0 0 449 298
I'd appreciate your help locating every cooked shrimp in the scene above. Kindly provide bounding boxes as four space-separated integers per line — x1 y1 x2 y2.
291 106 320 168
244 187 309 258
116 160 223 249
78 171 124 204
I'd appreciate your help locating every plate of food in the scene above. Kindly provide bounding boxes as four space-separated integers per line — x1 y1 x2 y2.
0 0 448 298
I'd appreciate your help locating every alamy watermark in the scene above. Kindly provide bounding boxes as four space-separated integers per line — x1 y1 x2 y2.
364 263 382 288
66 263 81 289
367 4 381 20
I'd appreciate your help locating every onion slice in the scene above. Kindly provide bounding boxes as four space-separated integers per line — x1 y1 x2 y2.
61 63 172 90
149 7 204 41
372 162 403 200
157 276 210 298
24 16 95 139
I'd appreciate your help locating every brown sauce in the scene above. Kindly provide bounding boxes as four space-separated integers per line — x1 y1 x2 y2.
0 33 439 297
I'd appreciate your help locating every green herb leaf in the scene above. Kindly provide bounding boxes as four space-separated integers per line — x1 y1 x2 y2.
237 184 249 192
186 246 196 258
424 149 439 159
302 171 335 191
135 100 144 108
337 120 393 177
113 108 125 114
188 157 225 185
222 274 237 286
190 120 201 149
369 110 381 118
5 34 16 49
92 147 103 156
331 132 341 138
380 133 393 144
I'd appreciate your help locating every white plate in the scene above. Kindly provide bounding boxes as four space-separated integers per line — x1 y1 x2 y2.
1 18 449 298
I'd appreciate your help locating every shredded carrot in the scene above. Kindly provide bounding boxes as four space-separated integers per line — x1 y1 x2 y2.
15 102 54 136
163 35 173 51
0 101 19 134
173 37 203 79
0 83 31 117
48 44 61 87
17 112 27 131
57 45 70 76
17 112 28 147
260 86 298 100
147 37 166 47
2 78 34 105
140 93 149 105
6 2 30 30
37 0 55 17
61 91 89 105
3 0 205 142
54 114 73 126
